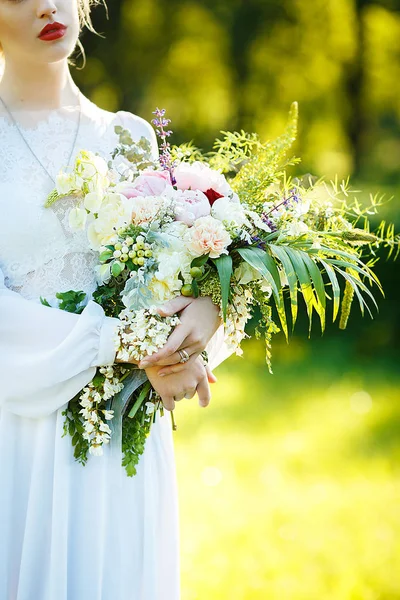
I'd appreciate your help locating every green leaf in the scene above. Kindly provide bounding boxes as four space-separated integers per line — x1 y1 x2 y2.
191 255 210 269
111 261 123 277
212 254 233 322
318 259 341 323
128 381 152 419
284 247 314 336
334 267 377 317
99 250 113 262
191 279 200 298
300 251 326 333
269 244 299 330
236 246 288 340
325 258 381 289
40 296 51 307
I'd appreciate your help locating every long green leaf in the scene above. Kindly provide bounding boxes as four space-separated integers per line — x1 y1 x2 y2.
212 254 233 322
318 258 341 323
326 259 380 288
333 266 377 317
301 251 326 333
337 270 369 318
236 246 288 340
284 247 314 336
236 247 280 299
269 244 299 330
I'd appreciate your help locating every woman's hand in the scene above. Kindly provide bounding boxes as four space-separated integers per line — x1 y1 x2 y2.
145 356 215 411
138 296 222 375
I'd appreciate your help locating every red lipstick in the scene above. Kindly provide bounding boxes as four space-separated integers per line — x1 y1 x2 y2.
38 22 67 42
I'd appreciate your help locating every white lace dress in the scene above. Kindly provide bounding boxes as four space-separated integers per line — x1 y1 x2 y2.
0 95 229 600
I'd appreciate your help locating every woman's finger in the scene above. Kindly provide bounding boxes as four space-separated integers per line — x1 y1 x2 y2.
158 350 200 376
196 375 211 408
157 296 194 317
161 395 176 412
205 365 218 383
138 325 190 368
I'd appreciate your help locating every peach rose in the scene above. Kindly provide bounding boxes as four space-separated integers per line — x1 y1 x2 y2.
187 215 232 259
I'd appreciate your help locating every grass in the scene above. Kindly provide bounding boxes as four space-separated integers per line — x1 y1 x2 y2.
173 335 400 600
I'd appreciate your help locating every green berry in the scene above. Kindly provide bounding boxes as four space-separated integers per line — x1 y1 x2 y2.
181 284 194 297
137 257 145 266
121 245 129 254
120 254 129 262
114 242 122 251
113 250 122 258
126 237 134 246
144 250 152 258
136 235 145 244
137 250 144 257
128 250 137 259
190 266 203 279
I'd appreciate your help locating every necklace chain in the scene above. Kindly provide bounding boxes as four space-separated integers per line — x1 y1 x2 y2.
0 92 82 185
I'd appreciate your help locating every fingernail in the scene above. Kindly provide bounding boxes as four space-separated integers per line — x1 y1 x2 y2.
159 372 166 377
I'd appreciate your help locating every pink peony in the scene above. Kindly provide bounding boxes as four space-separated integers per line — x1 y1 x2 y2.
173 161 232 197
174 189 211 225
116 169 171 199
187 215 232 259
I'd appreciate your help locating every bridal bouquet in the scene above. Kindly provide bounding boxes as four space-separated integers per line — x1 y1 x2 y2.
44 103 398 476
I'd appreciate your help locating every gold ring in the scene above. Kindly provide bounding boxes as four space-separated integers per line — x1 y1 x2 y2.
178 349 190 364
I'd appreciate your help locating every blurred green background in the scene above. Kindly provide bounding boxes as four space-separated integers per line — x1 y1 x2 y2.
78 1 400 597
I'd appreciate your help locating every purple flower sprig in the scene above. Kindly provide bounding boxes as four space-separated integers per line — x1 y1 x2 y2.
151 108 176 186
263 188 301 220
260 188 301 231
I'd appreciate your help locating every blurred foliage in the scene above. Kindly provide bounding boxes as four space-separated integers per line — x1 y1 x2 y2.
77 0 400 185
174 336 400 599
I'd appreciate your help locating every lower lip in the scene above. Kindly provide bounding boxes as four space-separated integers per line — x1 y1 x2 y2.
39 28 66 41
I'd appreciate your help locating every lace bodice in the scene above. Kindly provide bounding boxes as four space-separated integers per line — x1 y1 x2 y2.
0 95 156 305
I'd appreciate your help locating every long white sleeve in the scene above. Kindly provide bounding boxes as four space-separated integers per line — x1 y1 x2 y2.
0 268 120 419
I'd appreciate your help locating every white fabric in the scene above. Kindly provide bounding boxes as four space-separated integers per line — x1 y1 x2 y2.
0 95 230 600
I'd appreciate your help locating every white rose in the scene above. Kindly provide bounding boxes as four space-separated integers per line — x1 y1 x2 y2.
212 196 249 227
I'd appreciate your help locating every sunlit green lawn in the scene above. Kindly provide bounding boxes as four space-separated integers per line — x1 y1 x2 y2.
174 336 400 600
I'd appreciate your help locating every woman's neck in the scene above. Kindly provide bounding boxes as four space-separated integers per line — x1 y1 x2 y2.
0 59 80 112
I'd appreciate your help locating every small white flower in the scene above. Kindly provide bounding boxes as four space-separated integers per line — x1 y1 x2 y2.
285 221 309 237
69 206 87 230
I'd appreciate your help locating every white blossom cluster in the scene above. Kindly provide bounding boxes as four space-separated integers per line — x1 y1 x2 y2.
79 366 123 456
224 287 253 356
115 307 180 362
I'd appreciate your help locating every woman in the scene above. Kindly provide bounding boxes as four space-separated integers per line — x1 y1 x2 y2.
0 1 230 598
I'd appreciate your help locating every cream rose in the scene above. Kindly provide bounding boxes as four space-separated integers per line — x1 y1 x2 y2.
131 196 166 226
